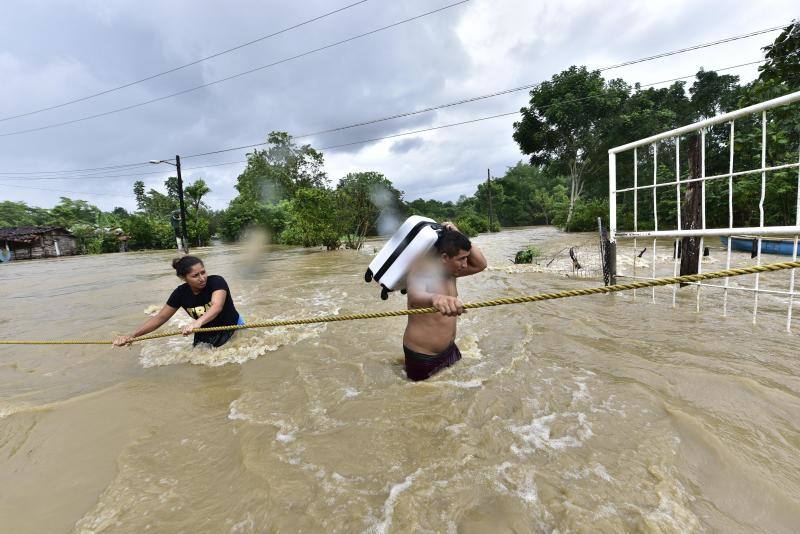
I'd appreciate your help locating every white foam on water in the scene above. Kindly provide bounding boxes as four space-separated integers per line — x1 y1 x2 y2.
0 402 30 419
510 411 593 455
142 305 161 316
342 387 360 399
569 412 594 441
456 332 485 361
594 464 613 482
227 399 249 421
516 485 538 504
227 399 299 443
369 468 423 534
139 288 343 368
445 423 467 435
589 395 627 417
276 429 296 443
495 461 538 504
564 463 614 483
139 321 327 368
75 506 119 533
228 513 255 533
595 503 618 519
434 378 484 389
571 380 590 404
643 465 700 532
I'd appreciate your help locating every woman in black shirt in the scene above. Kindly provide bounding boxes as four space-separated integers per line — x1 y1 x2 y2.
113 256 243 348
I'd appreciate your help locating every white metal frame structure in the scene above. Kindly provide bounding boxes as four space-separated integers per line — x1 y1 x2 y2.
608 90 800 330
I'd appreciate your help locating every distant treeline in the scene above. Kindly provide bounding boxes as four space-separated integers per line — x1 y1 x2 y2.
1 23 796 253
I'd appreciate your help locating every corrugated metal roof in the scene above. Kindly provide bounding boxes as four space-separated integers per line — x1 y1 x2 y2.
0 226 73 243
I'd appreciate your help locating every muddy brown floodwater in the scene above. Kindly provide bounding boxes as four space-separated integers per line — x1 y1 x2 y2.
1 226 799 533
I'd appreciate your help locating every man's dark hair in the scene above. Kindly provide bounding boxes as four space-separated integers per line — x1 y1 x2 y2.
435 229 471 257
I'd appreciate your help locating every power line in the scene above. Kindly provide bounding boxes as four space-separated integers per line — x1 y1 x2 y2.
597 25 785 72
179 57 768 160
0 160 243 181
0 0 470 138
0 1 370 124
208 59 771 177
0 55 767 182
4 8 779 143
181 83 543 159
0 181 131 198
0 161 153 176
0 58 766 184
0 56 767 194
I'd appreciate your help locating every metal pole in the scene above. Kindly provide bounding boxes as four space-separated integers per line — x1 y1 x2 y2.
608 151 617 285
487 168 494 231
608 152 617 243
175 154 189 253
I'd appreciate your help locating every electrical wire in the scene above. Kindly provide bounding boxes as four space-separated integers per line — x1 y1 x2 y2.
0 44 770 177
1 12 781 141
0 58 767 190
0 1 370 123
0 160 244 181
0 182 133 198
0 1 470 138
179 58 769 160
0 56 768 202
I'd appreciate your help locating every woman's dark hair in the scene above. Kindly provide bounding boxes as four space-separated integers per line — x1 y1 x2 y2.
172 255 203 277
435 229 471 257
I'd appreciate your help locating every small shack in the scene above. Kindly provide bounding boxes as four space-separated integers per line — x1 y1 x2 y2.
0 226 78 260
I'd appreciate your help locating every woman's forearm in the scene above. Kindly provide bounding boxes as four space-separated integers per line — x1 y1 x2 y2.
130 315 168 337
194 305 223 327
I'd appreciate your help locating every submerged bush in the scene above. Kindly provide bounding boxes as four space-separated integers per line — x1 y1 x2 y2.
514 245 542 264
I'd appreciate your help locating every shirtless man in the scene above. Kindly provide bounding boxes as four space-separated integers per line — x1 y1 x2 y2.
402 222 487 381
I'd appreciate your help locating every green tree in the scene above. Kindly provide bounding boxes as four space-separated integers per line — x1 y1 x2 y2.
133 181 147 211
223 132 329 240
754 20 800 99
112 207 130 219
403 198 459 222
122 214 177 250
336 171 402 249
185 179 211 246
165 176 180 202
283 188 341 249
513 66 629 229
235 131 328 203
220 197 291 241
185 179 210 214
0 201 50 227
47 197 101 228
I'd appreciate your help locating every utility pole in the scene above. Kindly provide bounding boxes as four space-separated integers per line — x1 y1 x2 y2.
175 155 189 253
487 168 494 231
150 156 189 253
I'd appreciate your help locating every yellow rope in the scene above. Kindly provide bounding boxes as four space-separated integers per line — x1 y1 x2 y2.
2 260 799 346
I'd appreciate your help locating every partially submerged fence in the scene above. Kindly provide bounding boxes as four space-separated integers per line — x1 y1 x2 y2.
608 90 800 330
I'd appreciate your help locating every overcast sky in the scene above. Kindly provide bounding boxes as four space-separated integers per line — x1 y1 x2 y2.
0 0 795 212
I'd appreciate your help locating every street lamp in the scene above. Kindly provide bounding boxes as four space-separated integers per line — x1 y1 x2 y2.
150 155 189 254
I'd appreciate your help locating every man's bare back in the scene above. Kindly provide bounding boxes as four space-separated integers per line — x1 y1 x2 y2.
402 222 487 381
